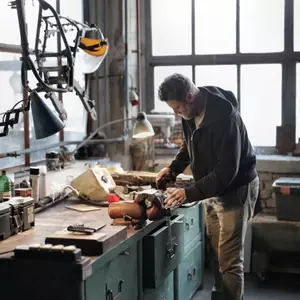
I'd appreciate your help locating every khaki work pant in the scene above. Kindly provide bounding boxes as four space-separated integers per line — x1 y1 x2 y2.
204 177 259 300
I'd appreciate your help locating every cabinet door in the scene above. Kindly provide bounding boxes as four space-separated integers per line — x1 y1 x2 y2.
85 244 138 300
143 215 184 289
177 204 202 253
175 240 203 300
143 272 174 300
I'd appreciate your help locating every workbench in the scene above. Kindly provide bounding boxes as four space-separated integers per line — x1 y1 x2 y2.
0 197 204 300
250 212 300 279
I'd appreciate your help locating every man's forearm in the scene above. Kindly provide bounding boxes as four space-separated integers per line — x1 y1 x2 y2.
168 140 190 175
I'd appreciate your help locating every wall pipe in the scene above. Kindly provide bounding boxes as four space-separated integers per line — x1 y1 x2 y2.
0 135 128 159
124 0 129 123
136 0 142 110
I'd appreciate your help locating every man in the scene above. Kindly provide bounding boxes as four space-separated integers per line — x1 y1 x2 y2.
156 73 259 300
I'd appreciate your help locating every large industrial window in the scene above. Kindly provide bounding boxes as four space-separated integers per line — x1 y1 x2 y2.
145 0 298 150
0 0 86 168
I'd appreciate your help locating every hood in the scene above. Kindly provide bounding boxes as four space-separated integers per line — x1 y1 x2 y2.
194 86 238 128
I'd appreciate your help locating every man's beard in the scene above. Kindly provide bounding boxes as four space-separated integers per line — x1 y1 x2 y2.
178 107 195 120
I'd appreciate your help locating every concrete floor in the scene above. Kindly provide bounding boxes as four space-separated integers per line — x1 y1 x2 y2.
192 270 300 300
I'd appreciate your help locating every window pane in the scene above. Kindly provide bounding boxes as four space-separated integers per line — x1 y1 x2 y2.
294 0 300 51
60 0 83 20
60 0 86 151
195 65 237 97
296 64 300 142
241 64 282 147
151 0 192 56
240 0 284 53
26 0 57 51
0 53 25 168
195 0 236 54
154 66 193 113
0 2 20 45
63 74 87 151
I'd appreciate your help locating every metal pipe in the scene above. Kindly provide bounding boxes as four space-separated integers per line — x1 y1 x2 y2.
15 0 30 57
136 0 142 110
124 0 129 122
0 135 128 158
71 117 134 155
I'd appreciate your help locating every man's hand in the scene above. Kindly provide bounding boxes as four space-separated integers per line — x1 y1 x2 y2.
156 167 171 183
164 188 187 209
156 167 171 190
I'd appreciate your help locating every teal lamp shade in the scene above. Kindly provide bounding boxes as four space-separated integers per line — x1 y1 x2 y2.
30 91 65 139
132 112 155 139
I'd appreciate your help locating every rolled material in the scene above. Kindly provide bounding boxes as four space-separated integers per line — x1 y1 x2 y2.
108 202 145 220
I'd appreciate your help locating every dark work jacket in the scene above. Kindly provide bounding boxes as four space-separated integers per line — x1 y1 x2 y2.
168 86 258 203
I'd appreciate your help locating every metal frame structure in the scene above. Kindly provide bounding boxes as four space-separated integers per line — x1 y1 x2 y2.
0 0 89 166
142 0 297 149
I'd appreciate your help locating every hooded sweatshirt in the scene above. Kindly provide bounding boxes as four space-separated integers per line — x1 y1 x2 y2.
168 86 257 203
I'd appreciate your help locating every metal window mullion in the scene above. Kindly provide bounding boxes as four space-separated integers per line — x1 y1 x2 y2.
191 0 195 56
149 52 299 66
145 0 154 113
236 0 240 54
192 65 196 84
282 0 295 129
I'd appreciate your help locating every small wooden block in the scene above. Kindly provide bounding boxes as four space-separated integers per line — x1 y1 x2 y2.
65 204 102 212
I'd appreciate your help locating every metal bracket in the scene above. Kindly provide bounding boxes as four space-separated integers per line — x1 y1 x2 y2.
45 92 67 121
73 79 97 121
0 102 30 137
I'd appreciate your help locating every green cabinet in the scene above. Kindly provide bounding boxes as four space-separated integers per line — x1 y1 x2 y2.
143 215 184 289
174 203 204 300
177 203 203 254
85 244 138 300
143 271 174 300
175 239 203 300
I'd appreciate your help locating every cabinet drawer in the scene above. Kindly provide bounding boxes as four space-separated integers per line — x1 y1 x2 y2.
175 240 203 300
177 204 202 249
143 215 184 289
143 271 174 300
85 244 138 300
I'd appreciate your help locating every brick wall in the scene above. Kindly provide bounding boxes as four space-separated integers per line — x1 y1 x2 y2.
259 171 300 213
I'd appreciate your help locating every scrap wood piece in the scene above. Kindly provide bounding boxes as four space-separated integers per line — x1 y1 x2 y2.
111 171 158 186
65 204 102 212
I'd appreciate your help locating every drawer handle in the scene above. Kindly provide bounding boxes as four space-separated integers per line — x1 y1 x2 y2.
187 268 197 281
120 251 129 256
185 218 194 231
167 242 177 259
106 280 124 300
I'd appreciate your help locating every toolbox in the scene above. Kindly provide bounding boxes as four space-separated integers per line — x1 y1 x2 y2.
273 177 300 221
0 202 12 240
8 197 35 232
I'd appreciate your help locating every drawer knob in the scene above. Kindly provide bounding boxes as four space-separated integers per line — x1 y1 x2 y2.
185 223 190 230
106 280 124 300
185 218 194 231
188 267 197 281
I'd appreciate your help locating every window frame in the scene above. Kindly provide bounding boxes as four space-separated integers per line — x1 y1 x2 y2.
0 0 87 168
141 0 297 150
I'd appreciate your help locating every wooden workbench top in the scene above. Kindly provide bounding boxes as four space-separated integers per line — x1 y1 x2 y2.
0 199 155 253
0 198 165 271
